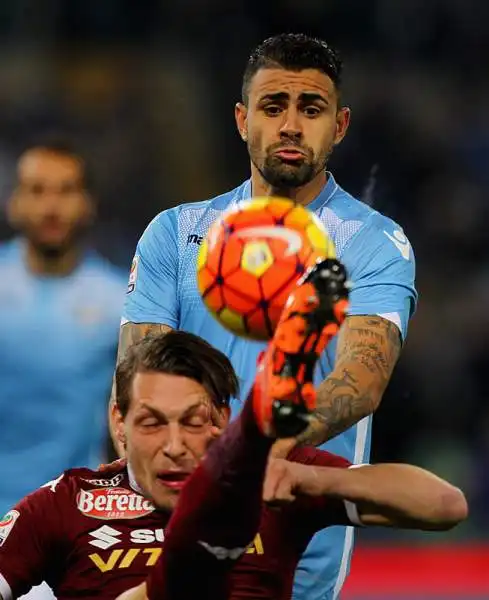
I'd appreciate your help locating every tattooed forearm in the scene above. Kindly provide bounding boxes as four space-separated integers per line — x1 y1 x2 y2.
304 369 378 443
117 323 173 364
298 316 402 446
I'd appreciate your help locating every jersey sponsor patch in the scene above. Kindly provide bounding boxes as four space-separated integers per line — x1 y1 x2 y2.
89 525 123 550
127 255 139 294
77 487 154 520
88 526 166 549
0 510 20 546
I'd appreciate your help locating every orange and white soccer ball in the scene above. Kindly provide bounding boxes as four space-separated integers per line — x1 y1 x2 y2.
196 197 336 341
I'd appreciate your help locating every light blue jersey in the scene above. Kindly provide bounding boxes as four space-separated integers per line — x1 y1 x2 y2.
0 239 126 516
122 173 417 600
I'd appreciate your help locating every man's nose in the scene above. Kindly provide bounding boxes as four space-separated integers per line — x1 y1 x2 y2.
162 424 187 460
279 107 303 140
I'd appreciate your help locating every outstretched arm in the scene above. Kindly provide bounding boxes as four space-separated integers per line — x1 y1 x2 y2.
265 460 468 531
345 464 468 529
293 218 417 450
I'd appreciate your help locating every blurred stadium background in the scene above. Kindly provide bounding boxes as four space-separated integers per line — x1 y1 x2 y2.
0 1 488 598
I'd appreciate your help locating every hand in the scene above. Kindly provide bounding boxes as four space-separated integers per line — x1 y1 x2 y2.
263 458 323 506
262 458 308 506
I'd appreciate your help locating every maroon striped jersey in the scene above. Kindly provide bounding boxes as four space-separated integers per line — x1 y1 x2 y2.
0 448 354 600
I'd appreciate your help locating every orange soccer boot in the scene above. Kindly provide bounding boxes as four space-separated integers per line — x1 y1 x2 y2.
253 258 350 438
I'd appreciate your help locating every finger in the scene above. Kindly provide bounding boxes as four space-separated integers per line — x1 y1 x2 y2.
274 475 296 503
263 464 281 503
265 482 295 507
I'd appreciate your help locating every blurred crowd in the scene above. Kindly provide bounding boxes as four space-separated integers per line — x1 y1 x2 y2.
0 0 487 541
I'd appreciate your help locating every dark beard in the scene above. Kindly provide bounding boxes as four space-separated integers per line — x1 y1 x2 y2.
260 154 317 190
32 242 70 260
24 222 87 260
251 140 330 194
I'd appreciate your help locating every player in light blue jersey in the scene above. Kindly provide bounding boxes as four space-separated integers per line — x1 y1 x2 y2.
0 138 126 518
116 34 417 600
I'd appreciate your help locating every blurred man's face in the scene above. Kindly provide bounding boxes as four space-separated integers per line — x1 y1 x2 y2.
9 148 92 256
119 372 229 512
235 68 350 190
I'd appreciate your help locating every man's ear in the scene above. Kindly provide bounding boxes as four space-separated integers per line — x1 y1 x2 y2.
220 406 231 427
235 102 248 142
209 405 231 440
81 192 96 227
111 402 127 457
6 192 22 229
333 106 351 146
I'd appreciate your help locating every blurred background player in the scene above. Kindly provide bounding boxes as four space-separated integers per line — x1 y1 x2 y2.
0 137 126 514
116 33 417 600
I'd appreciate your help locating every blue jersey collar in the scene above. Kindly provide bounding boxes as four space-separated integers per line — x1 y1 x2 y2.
306 172 339 211
237 171 338 209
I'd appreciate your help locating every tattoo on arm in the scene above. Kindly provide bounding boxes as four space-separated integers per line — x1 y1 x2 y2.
299 316 402 446
118 323 173 363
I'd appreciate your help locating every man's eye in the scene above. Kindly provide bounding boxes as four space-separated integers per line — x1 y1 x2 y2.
30 184 45 196
263 105 283 116
303 106 321 117
60 183 79 195
184 417 206 429
140 418 160 428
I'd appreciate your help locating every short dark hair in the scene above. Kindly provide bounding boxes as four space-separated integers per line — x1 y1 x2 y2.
20 133 91 191
116 330 239 417
242 33 343 105
22 133 79 158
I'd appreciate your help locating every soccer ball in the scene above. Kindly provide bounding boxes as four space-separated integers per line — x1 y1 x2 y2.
196 197 336 341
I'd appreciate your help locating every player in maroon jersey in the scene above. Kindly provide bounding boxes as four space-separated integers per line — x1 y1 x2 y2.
0 261 467 600
114 261 467 600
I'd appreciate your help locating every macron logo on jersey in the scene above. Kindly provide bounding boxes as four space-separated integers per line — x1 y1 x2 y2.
383 229 411 261
187 234 204 245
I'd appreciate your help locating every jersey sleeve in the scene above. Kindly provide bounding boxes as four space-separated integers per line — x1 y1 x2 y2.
338 215 417 340
122 209 179 328
288 447 364 530
0 476 67 600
